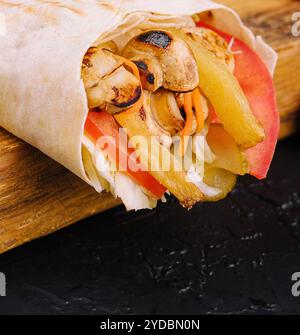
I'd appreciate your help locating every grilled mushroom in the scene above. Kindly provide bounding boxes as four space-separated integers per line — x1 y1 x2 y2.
82 46 142 110
131 56 164 92
151 89 184 136
122 30 199 93
143 91 172 148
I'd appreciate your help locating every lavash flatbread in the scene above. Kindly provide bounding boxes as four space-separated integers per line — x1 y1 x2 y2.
0 0 277 191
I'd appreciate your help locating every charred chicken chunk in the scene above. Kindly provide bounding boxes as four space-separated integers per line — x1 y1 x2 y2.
82 45 142 110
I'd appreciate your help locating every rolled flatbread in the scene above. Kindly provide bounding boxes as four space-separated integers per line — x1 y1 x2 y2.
0 0 278 210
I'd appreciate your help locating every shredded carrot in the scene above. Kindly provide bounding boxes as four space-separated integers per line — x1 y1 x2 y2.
178 92 193 157
192 88 205 133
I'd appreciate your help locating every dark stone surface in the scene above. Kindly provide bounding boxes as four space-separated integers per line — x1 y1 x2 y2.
0 134 299 315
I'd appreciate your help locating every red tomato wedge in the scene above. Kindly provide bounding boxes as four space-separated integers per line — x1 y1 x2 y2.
197 22 280 179
85 111 166 198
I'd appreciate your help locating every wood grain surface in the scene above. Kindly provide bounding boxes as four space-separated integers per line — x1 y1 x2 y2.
221 0 300 138
0 0 299 253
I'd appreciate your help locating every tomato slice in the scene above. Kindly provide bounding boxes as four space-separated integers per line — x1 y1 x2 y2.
84 111 166 198
197 22 280 179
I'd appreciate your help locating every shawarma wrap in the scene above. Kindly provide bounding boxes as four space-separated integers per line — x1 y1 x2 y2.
0 0 279 211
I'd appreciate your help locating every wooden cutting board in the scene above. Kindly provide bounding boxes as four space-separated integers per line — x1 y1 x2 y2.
0 0 299 254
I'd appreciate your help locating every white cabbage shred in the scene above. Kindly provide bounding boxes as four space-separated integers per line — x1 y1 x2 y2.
82 135 157 211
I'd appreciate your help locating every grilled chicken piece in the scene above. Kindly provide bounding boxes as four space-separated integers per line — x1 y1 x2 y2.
122 30 199 93
82 46 141 110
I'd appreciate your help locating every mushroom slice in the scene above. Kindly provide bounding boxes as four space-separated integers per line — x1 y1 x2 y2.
182 27 235 72
175 93 185 110
82 46 141 111
151 89 184 136
122 30 199 92
131 56 164 92
143 91 172 148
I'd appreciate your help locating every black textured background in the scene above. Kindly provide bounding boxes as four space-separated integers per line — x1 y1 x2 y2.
0 134 299 315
